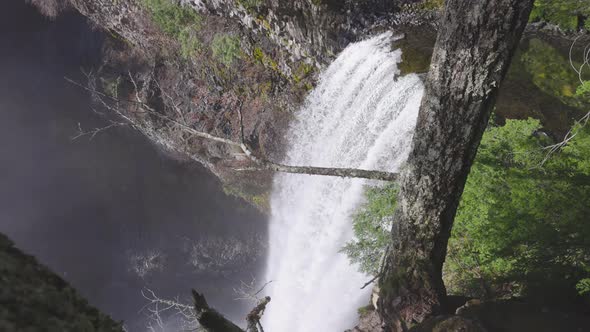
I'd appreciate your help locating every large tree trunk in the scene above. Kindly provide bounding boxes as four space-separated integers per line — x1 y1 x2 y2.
377 0 534 330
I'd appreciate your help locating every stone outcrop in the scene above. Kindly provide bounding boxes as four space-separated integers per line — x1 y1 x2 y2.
0 233 122 331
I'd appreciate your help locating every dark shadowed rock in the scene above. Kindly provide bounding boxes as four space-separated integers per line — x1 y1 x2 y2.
0 232 122 332
409 316 486 332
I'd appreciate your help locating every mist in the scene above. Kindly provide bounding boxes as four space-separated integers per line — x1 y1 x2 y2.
0 1 267 330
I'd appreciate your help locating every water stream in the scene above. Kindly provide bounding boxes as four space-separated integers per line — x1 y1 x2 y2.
263 33 425 331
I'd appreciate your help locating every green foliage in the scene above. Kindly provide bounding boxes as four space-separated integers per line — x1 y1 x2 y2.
292 62 314 83
341 184 398 275
142 0 202 36
357 304 374 316
101 76 121 98
521 39 590 110
346 118 590 299
577 81 590 97
576 278 590 295
178 28 201 59
252 46 279 71
446 119 590 298
529 0 590 31
141 0 202 58
253 47 264 62
211 34 242 66
562 123 590 175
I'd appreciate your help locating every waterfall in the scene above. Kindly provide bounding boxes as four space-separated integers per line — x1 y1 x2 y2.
263 32 424 332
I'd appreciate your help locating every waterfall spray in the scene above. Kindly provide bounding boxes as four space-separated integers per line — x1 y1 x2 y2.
263 32 424 332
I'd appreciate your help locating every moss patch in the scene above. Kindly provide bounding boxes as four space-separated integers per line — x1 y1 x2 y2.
394 27 436 76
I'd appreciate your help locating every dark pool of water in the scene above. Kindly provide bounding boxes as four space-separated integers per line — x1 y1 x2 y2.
0 1 267 330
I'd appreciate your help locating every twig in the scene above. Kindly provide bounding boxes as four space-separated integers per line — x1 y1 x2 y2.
361 275 381 290
360 243 391 290
541 38 590 165
71 121 124 141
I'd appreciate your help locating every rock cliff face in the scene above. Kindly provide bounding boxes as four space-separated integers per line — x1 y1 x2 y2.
50 0 425 206
181 0 407 70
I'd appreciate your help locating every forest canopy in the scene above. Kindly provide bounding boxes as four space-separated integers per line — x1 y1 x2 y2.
445 118 590 300
345 118 590 301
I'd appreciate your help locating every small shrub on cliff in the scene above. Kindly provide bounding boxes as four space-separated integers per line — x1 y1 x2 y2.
178 28 202 59
211 34 242 67
142 0 202 36
142 0 203 59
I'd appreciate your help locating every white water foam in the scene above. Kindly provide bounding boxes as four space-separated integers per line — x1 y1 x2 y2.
263 32 424 332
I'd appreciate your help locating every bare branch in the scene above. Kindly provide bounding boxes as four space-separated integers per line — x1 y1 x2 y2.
71 121 125 141
141 288 201 332
237 102 245 144
141 287 272 332
541 39 590 164
233 277 273 302
360 243 390 290
360 274 380 290
152 74 188 125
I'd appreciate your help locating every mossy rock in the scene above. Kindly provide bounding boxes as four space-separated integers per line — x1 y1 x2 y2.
394 27 436 76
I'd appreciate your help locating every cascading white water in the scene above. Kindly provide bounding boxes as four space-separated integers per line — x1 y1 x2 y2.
263 32 424 332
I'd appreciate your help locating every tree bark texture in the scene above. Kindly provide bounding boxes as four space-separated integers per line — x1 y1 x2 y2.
377 0 534 330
